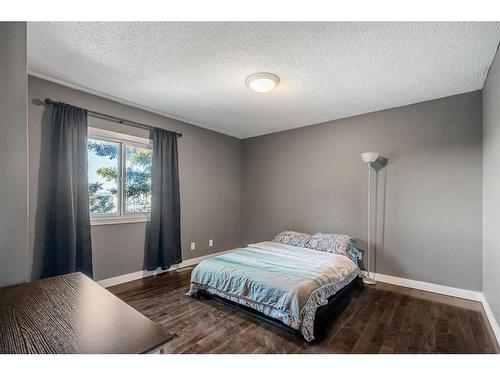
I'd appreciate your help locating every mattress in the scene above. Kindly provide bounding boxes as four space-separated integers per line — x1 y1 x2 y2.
187 241 359 341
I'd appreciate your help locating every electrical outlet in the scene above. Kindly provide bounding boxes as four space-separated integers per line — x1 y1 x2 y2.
190 242 196 250
209 239 214 247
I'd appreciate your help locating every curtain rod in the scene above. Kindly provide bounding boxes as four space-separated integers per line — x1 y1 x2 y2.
44 98 183 137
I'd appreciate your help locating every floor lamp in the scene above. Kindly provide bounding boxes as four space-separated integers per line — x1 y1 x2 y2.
361 152 379 285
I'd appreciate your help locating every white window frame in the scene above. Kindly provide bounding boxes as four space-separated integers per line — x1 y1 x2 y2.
88 127 152 226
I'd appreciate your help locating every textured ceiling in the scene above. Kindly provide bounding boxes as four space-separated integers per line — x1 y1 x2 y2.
28 22 500 138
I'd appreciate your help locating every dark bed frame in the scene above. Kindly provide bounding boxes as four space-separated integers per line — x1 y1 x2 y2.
195 277 360 342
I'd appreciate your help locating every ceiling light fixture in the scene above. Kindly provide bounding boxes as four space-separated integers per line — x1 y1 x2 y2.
245 72 280 93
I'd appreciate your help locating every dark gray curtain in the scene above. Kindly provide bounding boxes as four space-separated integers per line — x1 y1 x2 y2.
42 103 93 278
146 128 181 270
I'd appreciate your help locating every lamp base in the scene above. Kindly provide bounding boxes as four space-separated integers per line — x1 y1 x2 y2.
362 277 377 285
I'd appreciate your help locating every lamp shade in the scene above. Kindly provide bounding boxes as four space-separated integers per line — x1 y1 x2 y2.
361 152 379 163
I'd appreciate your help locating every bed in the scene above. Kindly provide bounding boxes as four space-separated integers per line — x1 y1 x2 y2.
186 240 360 341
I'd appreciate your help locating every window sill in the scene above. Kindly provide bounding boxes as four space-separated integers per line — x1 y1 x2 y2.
91 216 150 226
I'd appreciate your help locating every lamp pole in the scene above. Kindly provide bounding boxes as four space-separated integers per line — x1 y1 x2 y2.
360 152 378 285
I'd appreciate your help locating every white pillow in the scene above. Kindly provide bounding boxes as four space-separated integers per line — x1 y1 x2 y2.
306 233 355 258
272 230 311 248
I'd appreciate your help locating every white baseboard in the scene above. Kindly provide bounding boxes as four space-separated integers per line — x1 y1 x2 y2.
373 272 483 302
481 294 500 347
100 259 484 300
97 249 234 288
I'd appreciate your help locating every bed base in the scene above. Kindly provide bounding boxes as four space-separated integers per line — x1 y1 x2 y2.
195 277 360 343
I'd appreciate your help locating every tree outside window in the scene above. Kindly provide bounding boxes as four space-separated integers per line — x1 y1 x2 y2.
87 133 152 218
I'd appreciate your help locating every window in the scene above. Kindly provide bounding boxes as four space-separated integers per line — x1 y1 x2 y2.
87 127 152 225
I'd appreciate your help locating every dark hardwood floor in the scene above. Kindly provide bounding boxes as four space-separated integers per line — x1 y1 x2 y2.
108 267 499 354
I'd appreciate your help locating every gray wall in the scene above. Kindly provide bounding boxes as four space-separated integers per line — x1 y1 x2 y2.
23 74 486 292
0 22 28 287
242 91 483 291
483 46 500 327
28 76 241 281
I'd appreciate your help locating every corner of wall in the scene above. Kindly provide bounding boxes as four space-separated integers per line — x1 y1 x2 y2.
481 38 500 347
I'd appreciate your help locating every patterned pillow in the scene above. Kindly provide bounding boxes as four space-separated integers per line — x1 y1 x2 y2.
306 233 356 259
272 231 312 248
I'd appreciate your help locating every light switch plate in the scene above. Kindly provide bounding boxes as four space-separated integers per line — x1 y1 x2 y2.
209 239 214 247
190 242 196 250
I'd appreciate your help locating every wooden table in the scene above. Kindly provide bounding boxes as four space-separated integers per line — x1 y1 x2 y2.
0 272 172 354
